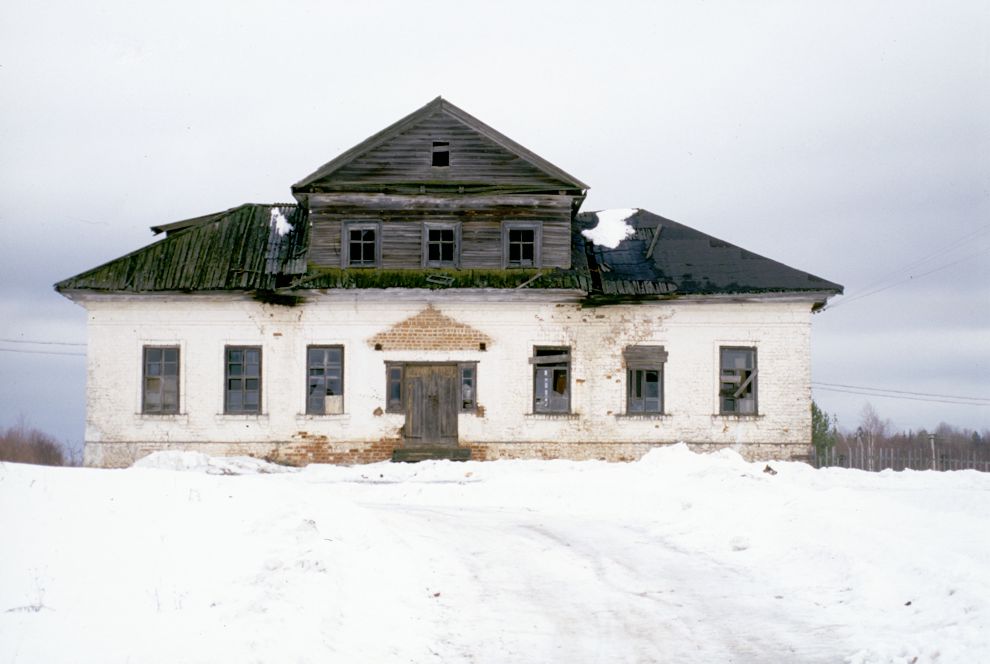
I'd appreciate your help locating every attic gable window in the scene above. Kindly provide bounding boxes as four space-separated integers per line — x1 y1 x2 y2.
431 141 449 167
342 222 381 268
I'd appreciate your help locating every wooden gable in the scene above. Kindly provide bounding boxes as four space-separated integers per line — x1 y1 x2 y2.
293 97 587 196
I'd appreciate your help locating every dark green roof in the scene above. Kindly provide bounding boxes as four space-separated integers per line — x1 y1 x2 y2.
55 203 840 304
55 204 309 293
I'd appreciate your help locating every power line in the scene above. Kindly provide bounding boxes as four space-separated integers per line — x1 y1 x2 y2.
813 385 990 407
826 224 990 311
0 338 86 346
813 381 990 403
0 347 86 357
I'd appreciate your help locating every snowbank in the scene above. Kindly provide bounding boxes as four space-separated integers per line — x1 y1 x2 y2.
133 450 296 475
2 448 988 663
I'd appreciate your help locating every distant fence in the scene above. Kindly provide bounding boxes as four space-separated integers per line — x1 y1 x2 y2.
813 447 990 472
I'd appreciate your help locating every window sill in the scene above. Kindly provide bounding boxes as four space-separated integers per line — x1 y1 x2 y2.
614 413 669 420
295 413 350 422
713 413 763 420
138 413 188 421
215 413 269 421
525 412 579 420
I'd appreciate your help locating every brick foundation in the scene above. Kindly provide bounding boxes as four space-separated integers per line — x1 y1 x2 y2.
85 438 811 468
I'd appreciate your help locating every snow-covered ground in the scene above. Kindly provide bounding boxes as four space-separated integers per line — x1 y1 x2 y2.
2 446 988 664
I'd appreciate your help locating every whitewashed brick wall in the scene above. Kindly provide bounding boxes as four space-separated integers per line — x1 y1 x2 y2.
80 292 815 466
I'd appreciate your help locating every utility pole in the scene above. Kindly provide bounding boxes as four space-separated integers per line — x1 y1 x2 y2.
929 433 937 471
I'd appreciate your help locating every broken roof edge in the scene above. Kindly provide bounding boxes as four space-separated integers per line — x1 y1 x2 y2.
55 203 307 295
149 203 298 235
291 96 589 194
577 208 844 296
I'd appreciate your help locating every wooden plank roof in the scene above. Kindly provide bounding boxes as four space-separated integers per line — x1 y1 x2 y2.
55 204 309 293
292 97 589 194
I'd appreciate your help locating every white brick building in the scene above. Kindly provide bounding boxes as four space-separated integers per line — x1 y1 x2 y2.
57 98 841 467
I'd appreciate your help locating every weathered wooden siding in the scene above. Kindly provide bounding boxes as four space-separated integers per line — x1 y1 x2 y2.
312 110 573 189
308 203 572 269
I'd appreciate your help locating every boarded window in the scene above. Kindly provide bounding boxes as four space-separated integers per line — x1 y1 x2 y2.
226 346 261 414
719 347 757 414
625 345 666 414
307 346 343 415
143 346 179 414
531 347 570 413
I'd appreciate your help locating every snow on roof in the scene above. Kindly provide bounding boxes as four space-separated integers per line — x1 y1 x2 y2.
581 208 637 248
270 208 293 237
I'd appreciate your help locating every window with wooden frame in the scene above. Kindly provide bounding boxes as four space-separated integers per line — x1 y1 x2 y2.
342 222 381 268
719 347 757 414
143 346 179 414
307 346 344 415
624 345 666 414
384 362 478 413
531 347 570 413
422 222 460 268
385 363 404 413
502 221 542 268
431 141 450 167
459 362 477 412
225 346 262 414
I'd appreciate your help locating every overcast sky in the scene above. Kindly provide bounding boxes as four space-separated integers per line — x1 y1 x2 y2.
1 0 988 450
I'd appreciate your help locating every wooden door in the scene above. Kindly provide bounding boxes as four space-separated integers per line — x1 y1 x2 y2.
404 364 459 447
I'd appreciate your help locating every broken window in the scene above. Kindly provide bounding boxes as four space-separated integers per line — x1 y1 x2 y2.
343 222 380 267
225 346 261 414
432 141 449 167
625 346 667 414
143 346 179 414
719 347 757 414
386 363 404 413
459 363 477 411
307 346 344 415
423 222 459 267
531 347 570 413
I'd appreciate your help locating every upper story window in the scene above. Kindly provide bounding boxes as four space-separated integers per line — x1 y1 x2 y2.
503 221 542 268
423 222 460 267
432 141 449 167
342 222 381 268
719 347 757 415
225 346 261 414
143 346 179 414
624 346 667 414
